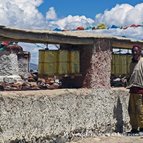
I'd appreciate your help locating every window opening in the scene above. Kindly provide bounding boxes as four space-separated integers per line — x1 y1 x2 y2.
111 47 132 87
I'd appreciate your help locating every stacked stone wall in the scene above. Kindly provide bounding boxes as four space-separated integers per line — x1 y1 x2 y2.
0 53 19 76
0 88 130 142
79 39 112 88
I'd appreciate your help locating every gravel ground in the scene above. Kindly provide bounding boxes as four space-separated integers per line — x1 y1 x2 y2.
68 135 143 143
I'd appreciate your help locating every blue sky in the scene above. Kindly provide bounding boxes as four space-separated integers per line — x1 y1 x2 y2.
1 0 143 64
38 0 143 19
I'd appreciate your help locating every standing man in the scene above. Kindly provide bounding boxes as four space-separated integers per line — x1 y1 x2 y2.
128 45 143 134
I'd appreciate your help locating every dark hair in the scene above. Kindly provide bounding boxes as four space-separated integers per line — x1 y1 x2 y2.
132 45 142 53
131 45 142 62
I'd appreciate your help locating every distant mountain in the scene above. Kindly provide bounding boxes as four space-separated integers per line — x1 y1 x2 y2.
29 63 38 71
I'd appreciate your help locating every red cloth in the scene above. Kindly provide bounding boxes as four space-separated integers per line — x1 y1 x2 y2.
1 41 10 46
130 87 143 94
76 26 84 30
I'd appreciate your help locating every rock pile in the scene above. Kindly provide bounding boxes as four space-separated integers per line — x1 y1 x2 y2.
0 72 61 91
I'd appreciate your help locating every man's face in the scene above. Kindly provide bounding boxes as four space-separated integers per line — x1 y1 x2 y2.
132 46 141 60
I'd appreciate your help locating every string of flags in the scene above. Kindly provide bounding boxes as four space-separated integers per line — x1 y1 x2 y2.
53 23 143 31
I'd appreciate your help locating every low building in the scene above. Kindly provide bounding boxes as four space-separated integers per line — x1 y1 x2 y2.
1 26 143 142
0 26 143 89
0 42 30 82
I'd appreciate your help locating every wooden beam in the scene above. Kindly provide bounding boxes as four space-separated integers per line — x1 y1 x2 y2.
112 40 143 49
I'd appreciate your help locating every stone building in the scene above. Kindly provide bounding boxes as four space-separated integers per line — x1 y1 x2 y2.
1 26 143 142
0 42 30 82
0 26 143 88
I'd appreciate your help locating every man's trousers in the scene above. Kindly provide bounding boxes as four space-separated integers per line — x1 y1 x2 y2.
128 93 143 129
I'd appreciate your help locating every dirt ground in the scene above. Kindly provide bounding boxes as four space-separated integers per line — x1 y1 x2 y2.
69 135 143 143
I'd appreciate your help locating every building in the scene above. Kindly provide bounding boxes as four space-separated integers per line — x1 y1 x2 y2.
0 42 30 83
0 25 143 89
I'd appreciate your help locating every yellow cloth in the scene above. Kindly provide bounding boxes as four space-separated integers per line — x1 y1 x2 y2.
128 93 143 129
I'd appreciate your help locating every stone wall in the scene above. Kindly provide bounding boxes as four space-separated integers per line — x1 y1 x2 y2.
0 53 19 76
79 39 112 88
18 52 30 77
0 52 29 82
18 58 29 77
0 88 130 142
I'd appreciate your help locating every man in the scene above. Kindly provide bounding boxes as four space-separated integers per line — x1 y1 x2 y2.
127 45 143 134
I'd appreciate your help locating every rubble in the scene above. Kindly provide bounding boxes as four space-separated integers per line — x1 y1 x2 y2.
0 42 61 91
110 74 127 87
0 71 61 91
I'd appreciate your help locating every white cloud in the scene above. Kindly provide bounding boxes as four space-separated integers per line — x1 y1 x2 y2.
46 7 57 20
0 1 94 30
0 1 143 31
92 3 143 41
124 3 143 25
51 15 95 30
95 3 143 27
88 27 143 41
0 0 45 29
1 1 143 64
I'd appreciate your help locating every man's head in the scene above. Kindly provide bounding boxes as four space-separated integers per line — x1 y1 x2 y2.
132 45 142 62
